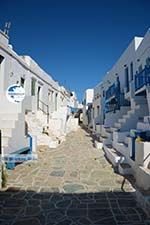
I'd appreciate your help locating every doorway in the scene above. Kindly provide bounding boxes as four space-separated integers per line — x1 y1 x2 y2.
37 86 41 109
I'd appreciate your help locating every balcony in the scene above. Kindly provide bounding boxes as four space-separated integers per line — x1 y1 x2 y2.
106 83 116 101
135 66 150 91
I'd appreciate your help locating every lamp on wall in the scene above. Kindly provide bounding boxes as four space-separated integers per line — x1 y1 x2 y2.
10 72 13 77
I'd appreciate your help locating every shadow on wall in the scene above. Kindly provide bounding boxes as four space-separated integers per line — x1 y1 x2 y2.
0 189 148 225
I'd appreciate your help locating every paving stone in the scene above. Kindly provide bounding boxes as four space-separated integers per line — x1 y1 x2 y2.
70 171 78 178
3 128 148 225
63 184 85 193
28 199 41 207
77 217 92 225
50 194 64 203
2 207 23 215
87 202 109 208
3 199 27 207
47 210 65 222
41 202 55 210
56 219 72 225
0 220 10 225
67 208 87 218
24 206 41 216
12 218 41 225
56 200 71 208
88 208 113 222
32 193 51 200
50 171 65 177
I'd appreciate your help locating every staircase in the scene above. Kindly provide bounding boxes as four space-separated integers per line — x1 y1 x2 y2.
102 97 148 174
0 98 29 156
113 104 148 131
25 111 60 148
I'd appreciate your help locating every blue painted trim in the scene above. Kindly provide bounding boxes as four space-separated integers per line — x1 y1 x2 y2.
27 134 32 154
6 134 33 170
11 147 29 155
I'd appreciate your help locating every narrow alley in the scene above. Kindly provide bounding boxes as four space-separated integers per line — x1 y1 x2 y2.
0 128 148 225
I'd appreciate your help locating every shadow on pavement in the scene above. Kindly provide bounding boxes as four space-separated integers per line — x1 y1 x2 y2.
0 188 148 225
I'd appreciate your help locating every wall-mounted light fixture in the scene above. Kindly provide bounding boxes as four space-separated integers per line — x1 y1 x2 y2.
10 72 13 77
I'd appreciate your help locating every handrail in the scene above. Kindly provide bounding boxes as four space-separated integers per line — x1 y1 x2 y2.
143 152 150 163
106 83 116 100
135 66 150 91
38 99 49 124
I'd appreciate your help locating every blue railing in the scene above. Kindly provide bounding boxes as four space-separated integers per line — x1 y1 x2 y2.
135 66 150 91
105 92 130 114
106 83 116 100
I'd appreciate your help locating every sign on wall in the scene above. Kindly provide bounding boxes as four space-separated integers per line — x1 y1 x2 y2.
6 84 25 103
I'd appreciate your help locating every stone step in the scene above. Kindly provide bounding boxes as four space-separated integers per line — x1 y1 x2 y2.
0 120 16 128
1 128 12 137
118 118 126 123
1 136 9 147
114 122 121 128
103 144 122 167
123 114 130 119
118 163 133 175
118 141 128 148
94 140 103 149
110 127 118 132
0 113 18 120
116 142 128 154
99 135 107 143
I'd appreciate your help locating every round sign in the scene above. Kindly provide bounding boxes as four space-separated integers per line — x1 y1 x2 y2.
6 84 25 103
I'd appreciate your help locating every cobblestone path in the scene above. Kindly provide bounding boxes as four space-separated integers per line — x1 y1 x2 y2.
0 128 149 225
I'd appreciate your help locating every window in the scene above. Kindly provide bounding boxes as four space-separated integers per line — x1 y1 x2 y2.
20 77 25 87
130 62 133 81
103 90 105 97
31 78 36 96
146 57 150 67
97 105 100 116
55 93 58 111
125 67 129 92
0 55 4 64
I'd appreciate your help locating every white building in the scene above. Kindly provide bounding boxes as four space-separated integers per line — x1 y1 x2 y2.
0 29 79 171
92 29 150 192
82 89 94 127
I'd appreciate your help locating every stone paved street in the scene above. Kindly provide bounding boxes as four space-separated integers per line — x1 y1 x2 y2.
0 128 149 225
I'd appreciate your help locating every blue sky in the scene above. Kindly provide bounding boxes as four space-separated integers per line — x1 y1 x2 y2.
0 0 150 101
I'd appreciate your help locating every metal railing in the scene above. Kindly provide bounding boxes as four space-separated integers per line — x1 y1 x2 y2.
38 99 49 124
135 66 150 91
106 83 116 100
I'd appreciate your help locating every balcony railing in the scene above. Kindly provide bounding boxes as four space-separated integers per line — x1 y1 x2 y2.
105 92 130 114
135 66 150 91
38 99 49 124
106 83 116 100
